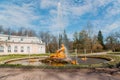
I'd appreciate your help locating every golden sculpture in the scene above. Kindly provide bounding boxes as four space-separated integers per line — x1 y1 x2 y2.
41 44 78 65
50 44 66 59
71 60 77 65
81 57 87 61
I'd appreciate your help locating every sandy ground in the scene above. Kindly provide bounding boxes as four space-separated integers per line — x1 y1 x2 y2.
0 68 120 80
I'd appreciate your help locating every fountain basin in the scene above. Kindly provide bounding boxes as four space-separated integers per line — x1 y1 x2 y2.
4 56 112 66
73 56 113 65
4 57 46 66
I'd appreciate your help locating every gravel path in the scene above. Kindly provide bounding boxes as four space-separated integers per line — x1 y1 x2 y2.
0 68 120 80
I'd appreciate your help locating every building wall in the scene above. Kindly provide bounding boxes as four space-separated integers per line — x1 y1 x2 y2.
0 34 46 55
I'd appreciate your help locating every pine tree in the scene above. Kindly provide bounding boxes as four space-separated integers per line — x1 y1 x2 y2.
97 30 104 48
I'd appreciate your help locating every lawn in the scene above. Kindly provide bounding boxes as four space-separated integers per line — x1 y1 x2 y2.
0 54 49 62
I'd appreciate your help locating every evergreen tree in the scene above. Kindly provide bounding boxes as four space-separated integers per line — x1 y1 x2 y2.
97 30 104 48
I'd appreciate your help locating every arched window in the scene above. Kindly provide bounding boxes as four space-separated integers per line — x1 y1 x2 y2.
0 46 4 52
21 46 24 52
14 46 18 52
8 46 11 52
21 38 23 41
8 36 10 40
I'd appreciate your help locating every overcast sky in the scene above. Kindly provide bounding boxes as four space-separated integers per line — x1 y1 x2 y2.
0 0 120 39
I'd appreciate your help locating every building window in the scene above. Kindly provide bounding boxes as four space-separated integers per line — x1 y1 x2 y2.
27 46 30 53
8 46 11 52
0 46 4 52
21 46 24 52
21 38 23 41
14 46 18 52
8 36 10 40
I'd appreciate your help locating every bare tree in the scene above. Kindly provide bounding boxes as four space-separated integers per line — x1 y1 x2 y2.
38 31 52 53
73 30 91 53
106 31 120 52
27 29 36 37
49 35 58 53
92 35 103 52
0 25 4 34
17 27 24 36
84 22 95 53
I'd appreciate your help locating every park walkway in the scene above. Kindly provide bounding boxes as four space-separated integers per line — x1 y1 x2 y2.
0 68 120 80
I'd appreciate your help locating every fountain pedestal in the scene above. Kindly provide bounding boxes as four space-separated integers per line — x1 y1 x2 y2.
50 52 66 59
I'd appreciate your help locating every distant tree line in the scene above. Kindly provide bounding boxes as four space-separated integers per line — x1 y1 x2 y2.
0 24 120 53
72 23 120 53
0 25 70 53
0 25 36 37
38 30 70 53
50 29 119 53
73 30 104 53
105 31 120 52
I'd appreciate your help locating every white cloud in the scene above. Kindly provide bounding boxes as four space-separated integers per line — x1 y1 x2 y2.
105 0 120 18
40 0 120 34
92 19 120 35
91 0 120 35
0 0 120 37
62 0 114 17
0 2 39 28
102 21 120 34
39 0 69 32
70 4 92 16
40 0 58 9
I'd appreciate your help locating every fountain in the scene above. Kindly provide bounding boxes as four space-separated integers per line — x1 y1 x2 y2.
41 44 76 65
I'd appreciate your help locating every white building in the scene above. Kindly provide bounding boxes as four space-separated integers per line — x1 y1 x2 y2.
0 34 46 55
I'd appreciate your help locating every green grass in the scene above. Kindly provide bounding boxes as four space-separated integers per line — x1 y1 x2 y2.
0 54 49 62
108 52 120 55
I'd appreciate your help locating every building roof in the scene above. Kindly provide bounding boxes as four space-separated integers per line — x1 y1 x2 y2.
0 34 44 44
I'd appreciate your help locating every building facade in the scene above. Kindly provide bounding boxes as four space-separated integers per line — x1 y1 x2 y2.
0 34 46 55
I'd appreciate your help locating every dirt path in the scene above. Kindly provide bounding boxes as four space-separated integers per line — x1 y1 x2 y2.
0 68 120 80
